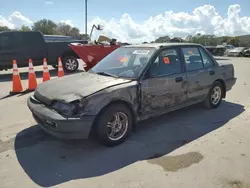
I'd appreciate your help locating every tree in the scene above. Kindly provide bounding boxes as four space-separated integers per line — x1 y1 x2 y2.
184 34 217 46
155 36 170 43
21 25 31 31
0 26 11 32
186 35 193 42
32 19 57 35
56 23 72 36
219 36 230 44
227 37 240 47
170 37 183 43
56 23 82 39
69 27 80 39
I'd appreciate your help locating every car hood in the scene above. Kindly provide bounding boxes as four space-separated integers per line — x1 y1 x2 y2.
34 72 131 105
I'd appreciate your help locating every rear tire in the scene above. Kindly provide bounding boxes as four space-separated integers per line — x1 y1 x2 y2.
94 104 133 147
62 56 79 73
204 81 223 109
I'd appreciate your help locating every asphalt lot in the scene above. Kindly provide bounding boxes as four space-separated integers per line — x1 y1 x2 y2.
0 57 250 188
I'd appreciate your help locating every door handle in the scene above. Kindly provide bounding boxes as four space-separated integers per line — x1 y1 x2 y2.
175 77 183 82
210 70 215 75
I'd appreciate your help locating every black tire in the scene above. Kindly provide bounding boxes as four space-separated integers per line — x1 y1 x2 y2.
204 81 223 109
95 104 133 147
62 56 79 73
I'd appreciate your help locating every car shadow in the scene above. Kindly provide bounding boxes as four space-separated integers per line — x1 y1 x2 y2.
14 101 244 187
0 69 83 83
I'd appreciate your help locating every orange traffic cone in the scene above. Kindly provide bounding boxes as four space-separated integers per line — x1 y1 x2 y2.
27 59 37 91
42 58 50 82
10 60 23 94
58 57 64 77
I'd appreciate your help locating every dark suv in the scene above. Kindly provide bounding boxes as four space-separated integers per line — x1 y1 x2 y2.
0 31 83 72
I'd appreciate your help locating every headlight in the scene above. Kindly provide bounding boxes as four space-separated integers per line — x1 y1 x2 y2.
52 101 76 116
52 99 88 116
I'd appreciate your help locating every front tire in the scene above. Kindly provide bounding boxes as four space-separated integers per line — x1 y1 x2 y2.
62 56 79 73
204 81 223 109
95 104 133 147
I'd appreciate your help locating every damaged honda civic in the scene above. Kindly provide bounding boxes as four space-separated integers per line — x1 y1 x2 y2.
27 43 237 146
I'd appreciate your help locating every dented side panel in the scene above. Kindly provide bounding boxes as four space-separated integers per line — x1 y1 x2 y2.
140 73 188 117
81 81 139 119
185 68 215 102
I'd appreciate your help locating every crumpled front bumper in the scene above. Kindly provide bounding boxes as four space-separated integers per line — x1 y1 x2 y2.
27 96 95 139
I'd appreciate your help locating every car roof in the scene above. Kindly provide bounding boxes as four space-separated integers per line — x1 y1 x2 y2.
0 31 41 34
122 42 201 49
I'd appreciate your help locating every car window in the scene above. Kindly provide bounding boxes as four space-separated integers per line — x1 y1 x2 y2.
91 47 155 79
21 32 44 47
199 47 214 68
133 54 149 66
0 36 9 49
182 47 203 71
0 33 20 49
0 33 15 49
150 48 182 77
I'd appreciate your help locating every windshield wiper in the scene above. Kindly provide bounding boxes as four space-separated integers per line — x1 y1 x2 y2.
96 72 119 78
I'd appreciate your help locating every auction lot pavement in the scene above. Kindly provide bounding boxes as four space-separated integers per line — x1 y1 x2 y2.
0 57 250 188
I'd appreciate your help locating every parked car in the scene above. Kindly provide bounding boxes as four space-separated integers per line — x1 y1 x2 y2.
205 46 226 56
227 47 248 57
0 31 84 72
28 43 237 146
223 45 235 56
243 48 250 57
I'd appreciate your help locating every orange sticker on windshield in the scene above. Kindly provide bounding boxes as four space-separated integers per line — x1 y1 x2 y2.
120 57 127 63
164 57 170 64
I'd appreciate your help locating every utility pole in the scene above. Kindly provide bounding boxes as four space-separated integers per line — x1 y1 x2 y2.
85 0 88 35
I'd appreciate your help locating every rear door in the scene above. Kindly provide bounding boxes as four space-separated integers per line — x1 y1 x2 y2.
181 46 216 102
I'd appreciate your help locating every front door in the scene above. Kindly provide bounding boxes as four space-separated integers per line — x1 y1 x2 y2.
140 47 188 117
20 32 47 66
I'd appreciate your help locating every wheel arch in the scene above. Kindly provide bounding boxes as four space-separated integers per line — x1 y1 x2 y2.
214 79 226 98
91 99 137 135
61 49 79 59
61 49 80 72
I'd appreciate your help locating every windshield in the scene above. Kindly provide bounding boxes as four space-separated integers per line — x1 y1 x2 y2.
90 47 155 79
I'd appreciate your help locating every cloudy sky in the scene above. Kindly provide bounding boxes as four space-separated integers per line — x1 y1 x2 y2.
0 0 250 43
